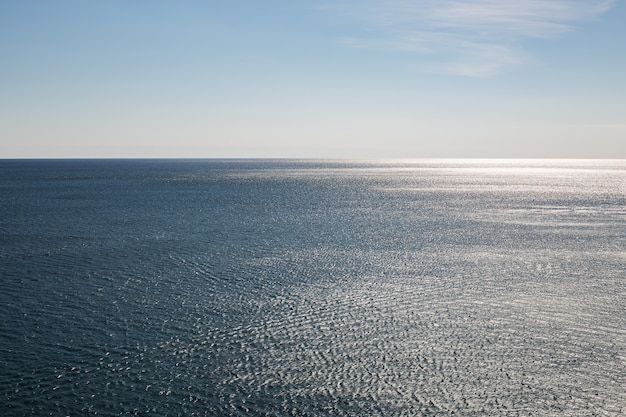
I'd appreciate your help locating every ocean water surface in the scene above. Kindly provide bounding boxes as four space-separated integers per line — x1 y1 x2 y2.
1 159 625 416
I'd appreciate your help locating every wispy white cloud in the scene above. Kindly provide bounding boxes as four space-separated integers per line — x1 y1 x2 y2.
320 0 614 77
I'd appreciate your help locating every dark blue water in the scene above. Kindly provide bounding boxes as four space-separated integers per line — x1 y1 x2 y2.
1 159 625 416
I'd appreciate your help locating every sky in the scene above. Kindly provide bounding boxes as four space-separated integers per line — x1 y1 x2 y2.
1 0 625 159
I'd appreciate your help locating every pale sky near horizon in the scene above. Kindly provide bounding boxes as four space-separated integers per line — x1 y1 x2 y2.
1 0 625 158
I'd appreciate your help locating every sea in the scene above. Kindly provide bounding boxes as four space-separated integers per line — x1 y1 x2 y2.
1 159 625 416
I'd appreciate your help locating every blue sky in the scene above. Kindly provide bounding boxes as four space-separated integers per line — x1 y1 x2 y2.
1 0 625 158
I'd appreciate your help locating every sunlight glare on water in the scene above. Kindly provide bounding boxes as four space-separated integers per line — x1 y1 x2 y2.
1 159 625 416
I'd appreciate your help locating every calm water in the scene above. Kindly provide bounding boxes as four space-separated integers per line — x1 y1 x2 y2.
1 159 625 416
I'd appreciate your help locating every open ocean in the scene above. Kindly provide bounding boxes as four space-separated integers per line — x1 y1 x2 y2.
1 159 625 416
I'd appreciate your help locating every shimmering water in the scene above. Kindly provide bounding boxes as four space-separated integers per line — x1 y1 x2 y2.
1 159 625 416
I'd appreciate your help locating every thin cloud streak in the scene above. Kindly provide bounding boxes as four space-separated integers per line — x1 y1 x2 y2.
321 0 615 76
